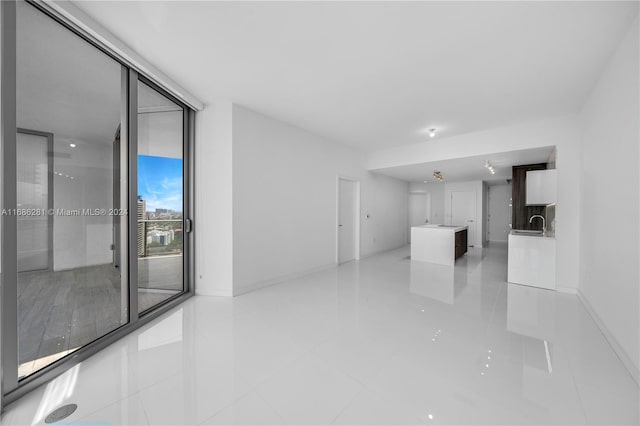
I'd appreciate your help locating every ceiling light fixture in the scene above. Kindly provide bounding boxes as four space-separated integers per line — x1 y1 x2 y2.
428 128 436 138
69 143 76 148
433 171 443 181
484 160 496 175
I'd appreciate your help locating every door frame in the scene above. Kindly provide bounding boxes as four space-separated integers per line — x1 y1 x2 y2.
336 176 360 264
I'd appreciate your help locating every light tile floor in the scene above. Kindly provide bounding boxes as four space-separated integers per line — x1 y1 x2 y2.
2 243 638 425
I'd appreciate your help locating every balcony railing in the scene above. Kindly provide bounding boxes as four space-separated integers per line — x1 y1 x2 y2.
137 219 183 258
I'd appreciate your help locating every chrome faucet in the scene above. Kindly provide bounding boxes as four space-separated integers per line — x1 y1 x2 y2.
529 214 546 235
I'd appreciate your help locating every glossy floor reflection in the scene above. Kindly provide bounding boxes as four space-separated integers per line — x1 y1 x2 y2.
3 243 638 425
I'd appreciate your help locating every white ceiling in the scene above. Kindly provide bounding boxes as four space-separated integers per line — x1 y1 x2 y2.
72 1 638 151
373 146 554 184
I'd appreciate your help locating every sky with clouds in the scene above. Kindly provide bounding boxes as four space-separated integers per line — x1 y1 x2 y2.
138 155 183 212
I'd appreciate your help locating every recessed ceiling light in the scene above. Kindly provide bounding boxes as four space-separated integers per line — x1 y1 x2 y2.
423 180 428 183
69 143 76 148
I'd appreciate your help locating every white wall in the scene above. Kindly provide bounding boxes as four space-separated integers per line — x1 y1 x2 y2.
579 17 639 377
368 116 581 290
408 182 445 224
232 105 408 295
194 101 234 296
443 181 485 247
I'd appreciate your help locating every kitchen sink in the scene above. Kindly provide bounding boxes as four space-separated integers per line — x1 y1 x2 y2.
511 230 543 236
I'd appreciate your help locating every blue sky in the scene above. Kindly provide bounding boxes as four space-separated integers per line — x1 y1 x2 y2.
138 155 183 212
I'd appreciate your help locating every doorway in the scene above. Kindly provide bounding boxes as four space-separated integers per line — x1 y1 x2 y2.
488 184 512 242
450 191 476 247
337 177 360 264
408 192 431 243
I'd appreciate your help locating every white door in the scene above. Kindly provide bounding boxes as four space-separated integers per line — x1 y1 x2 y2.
17 131 51 272
488 184 512 242
338 179 357 263
408 193 431 242
451 191 476 247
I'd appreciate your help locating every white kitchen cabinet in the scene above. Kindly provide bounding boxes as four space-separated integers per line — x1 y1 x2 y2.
508 232 556 290
526 169 557 205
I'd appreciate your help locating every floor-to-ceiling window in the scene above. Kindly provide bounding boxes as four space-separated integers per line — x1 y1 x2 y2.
136 81 186 314
15 0 127 379
1 0 194 404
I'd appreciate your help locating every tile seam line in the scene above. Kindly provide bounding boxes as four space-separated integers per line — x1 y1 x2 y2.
328 385 365 425
67 386 146 425
562 343 591 425
196 384 254 426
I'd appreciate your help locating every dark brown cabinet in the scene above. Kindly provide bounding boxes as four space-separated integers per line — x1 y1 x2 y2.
455 229 468 260
512 164 547 231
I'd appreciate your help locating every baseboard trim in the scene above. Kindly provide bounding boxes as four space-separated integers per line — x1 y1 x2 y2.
577 289 640 386
233 262 337 297
359 243 408 261
196 289 233 297
556 286 578 294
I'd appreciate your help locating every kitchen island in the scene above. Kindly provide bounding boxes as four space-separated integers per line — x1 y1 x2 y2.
411 224 468 266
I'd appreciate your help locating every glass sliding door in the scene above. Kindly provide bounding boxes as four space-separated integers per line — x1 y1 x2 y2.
136 81 186 313
2 0 193 402
15 0 127 378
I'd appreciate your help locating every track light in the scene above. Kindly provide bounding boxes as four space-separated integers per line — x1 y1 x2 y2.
433 171 443 181
485 161 496 175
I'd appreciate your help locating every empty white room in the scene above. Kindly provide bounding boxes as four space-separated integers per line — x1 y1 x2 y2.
0 1 638 425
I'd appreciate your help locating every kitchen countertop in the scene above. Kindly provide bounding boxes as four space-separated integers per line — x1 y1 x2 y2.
509 230 555 239
413 224 469 232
